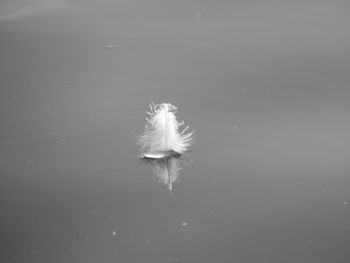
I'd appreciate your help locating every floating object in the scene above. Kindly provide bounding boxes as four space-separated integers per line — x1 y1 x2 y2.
104 44 117 49
142 152 168 159
142 150 181 160
137 103 193 190
137 103 193 159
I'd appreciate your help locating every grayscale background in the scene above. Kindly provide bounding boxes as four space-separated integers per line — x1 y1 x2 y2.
1 0 349 262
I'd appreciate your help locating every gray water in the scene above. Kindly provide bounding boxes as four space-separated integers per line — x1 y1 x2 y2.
1 1 350 262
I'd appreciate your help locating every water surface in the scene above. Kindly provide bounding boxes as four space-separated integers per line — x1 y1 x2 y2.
1 1 350 262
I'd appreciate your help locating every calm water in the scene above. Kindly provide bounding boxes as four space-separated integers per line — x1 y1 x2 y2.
1 1 350 262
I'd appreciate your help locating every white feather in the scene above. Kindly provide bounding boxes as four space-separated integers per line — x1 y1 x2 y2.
137 103 193 156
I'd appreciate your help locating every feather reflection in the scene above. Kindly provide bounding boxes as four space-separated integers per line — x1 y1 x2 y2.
142 156 186 191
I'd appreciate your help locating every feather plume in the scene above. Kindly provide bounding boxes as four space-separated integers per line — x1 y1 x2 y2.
137 103 193 157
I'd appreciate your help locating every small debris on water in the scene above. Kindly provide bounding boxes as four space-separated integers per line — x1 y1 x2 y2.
232 126 238 130
341 201 348 205
104 44 117 49
181 222 188 227
112 230 117 236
